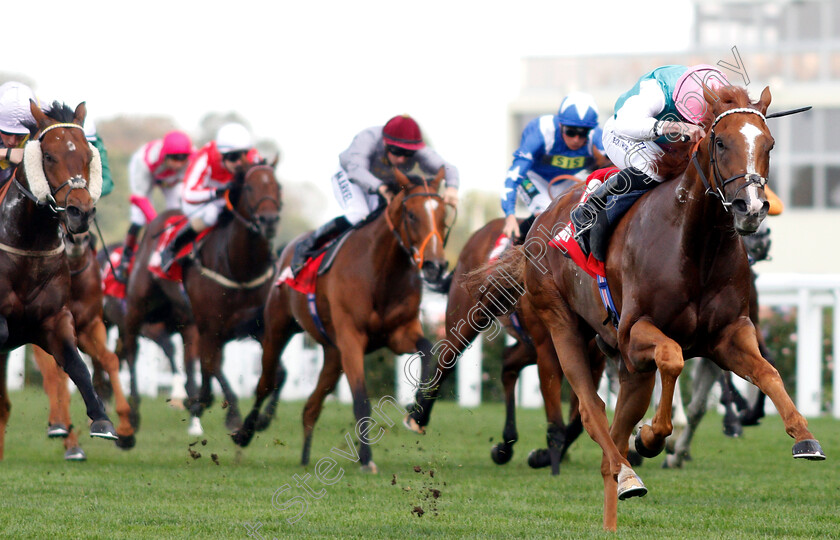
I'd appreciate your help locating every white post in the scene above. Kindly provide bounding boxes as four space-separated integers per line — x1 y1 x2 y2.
517 365 543 408
457 336 482 407
796 289 822 417
7 347 25 391
833 288 840 419
395 354 418 406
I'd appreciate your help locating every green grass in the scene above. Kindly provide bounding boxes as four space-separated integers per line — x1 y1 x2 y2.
0 388 838 539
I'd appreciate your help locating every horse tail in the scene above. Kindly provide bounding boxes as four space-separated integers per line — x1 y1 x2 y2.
462 246 527 317
425 270 453 294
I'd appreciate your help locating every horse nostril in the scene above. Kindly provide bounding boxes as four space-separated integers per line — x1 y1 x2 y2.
731 199 748 215
66 206 82 219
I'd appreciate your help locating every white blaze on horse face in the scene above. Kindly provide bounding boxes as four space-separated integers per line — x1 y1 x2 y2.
424 198 442 252
739 122 765 214
67 141 76 152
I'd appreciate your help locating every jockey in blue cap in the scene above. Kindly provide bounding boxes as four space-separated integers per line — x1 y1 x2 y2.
502 91 610 240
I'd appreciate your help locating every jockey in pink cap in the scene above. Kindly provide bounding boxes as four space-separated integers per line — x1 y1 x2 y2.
569 64 730 262
113 130 194 283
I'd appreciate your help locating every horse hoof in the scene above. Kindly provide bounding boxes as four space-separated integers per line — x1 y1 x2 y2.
792 439 826 460
187 417 204 437
231 429 253 448
617 464 647 500
739 411 763 427
64 446 87 461
225 414 243 432
115 434 136 450
723 420 743 438
360 461 379 474
129 410 141 432
47 423 70 438
527 449 551 469
661 455 682 469
491 443 514 465
634 430 665 459
254 414 272 432
90 420 118 440
402 415 425 435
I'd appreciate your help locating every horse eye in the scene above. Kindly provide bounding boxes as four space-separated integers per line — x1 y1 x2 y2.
43 152 55 163
406 211 418 222
715 139 725 150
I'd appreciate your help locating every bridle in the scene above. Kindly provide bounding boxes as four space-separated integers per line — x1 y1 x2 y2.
16 122 92 214
690 107 768 212
224 164 282 237
384 180 455 268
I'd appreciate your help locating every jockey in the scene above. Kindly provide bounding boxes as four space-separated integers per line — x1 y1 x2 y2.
113 129 193 282
160 122 253 272
290 114 459 275
501 92 609 240
0 81 37 187
570 64 730 261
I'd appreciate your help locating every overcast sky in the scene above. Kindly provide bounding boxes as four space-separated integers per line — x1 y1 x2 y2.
6 0 691 218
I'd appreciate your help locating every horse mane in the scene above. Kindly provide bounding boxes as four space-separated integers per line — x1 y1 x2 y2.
22 101 79 135
654 85 758 181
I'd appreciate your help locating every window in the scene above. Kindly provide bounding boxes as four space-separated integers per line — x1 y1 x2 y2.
827 167 840 208
791 166 815 207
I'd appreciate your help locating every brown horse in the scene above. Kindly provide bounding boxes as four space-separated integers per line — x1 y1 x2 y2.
0 101 115 460
233 168 449 472
470 86 824 530
123 159 281 433
404 217 602 475
30 227 135 460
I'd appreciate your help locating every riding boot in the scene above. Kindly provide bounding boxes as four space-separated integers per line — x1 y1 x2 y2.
160 225 198 272
570 167 654 261
115 224 141 284
291 216 352 275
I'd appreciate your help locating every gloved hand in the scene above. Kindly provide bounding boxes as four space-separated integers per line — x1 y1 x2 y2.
214 185 231 198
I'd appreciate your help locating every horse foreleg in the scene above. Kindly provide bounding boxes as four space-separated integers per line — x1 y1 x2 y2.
718 372 744 438
33 345 72 439
180 325 200 404
625 319 684 458
78 320 135 449
714 318 824 459
301 347 343 466
493 341 532 466
43 310 115 439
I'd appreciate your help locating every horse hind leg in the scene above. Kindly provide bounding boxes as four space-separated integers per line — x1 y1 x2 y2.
301 347 343 466
663 357 719 469
492 341 532 466
719 372 744 438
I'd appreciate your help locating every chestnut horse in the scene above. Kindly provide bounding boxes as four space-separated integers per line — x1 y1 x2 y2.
30 227 135 460
470 86 824 530
123 160 281 433
0 102 115 460
233 168 449 473
404 217 602 475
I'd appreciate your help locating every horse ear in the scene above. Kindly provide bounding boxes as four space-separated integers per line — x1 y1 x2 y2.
73 102 87 127
430 167 444 192
29 100 49 130
392 167 413 190
270 154 279 169
755 86 772 115
702 83 723 115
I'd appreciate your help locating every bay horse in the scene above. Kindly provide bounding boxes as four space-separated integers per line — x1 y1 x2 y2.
404 216 602 475
233 168 450 473
122 159 281 433
29 226 135 460
0 101 115 460
469 85 824 531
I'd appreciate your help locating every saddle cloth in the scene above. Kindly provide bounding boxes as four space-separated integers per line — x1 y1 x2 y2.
148 216 211 282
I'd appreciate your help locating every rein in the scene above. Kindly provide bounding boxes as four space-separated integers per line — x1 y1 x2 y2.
690 107 768 212
384 180 450 267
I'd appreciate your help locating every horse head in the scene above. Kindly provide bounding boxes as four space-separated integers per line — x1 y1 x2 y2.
23 101 102 234
389 167 449 283
696 85 774 234
742 219 772 263
227 157 282 240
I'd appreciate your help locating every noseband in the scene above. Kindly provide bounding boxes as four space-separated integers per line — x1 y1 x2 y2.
690 107 768 212
384 182 453 268
225 165 281 236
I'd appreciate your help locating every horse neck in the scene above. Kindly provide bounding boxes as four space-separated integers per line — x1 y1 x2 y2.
669 154 745 281
365 207 419 288
0 177 62 250
213 216 272 281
